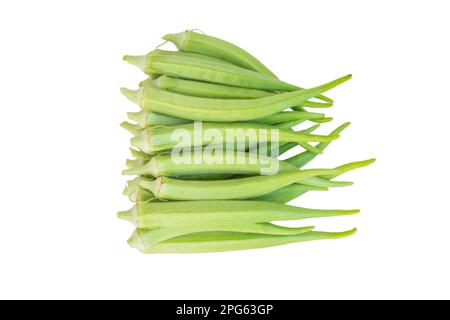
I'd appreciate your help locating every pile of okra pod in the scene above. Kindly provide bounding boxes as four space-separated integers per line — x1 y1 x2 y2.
118 30 374 254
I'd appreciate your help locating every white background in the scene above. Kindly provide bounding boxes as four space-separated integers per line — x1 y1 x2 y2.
0 0 449 299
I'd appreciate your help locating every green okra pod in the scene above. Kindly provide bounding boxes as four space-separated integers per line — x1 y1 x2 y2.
128 109 325 128
138 169 343 200
128 229 357 254
120 74 351 122
124 49 299 91
146 75 332 108
123 157 374 202
123 151 360 188
130 224 315 248
130 122 338 154
123 151 297 177
163 30 279 78
118 200 359 227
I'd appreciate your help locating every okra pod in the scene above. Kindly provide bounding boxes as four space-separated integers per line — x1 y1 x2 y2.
128 109 325 129
139 169 343 200
124 49 299 91
163 30 278 78
130 122 338 154
146 75 332 108
118 200 359 227
120 74 351 122
130 224 315 248
129 229 357 254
